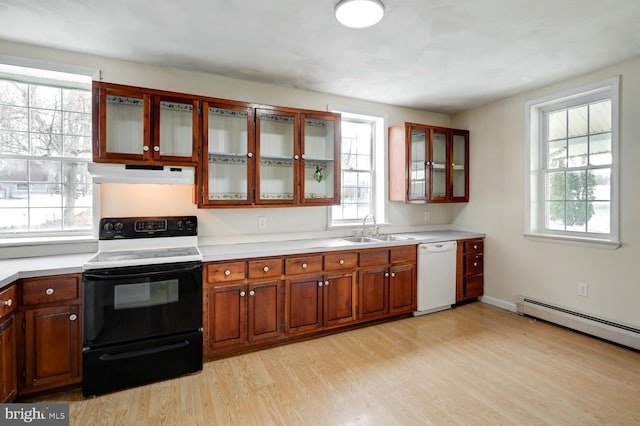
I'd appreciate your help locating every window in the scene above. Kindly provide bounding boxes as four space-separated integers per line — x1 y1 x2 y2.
526 77 619 246
0 65 93 236
330 111 385 226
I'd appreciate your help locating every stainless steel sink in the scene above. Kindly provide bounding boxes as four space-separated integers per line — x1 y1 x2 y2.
339 236 381 243
372 235 413 242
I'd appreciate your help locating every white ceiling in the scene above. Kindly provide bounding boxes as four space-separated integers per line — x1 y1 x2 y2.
1 0 640 113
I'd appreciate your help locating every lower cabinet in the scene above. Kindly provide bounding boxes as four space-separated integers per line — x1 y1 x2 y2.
206 280 283 352
456 238 485 302
0 284 17 402
358 246 417 321
17 274 82 395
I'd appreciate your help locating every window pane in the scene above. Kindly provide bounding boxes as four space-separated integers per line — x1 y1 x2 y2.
63 207 92 230
0 105 28 131
588 168 611 201
546 201 565 230
587 202 610 234
547 172 565 201
63 88 91 113
356 154 370 171
567 136 587 167
589 100 611 133
568 105 588 137
30 160 61 182
566 171 586 200
0 208 28 232
63 135 92 158
0 159 28 181
0 80 28 106
30 208 62 231
30 85 62 110
589 133 612 166
31 133 63 156
548 110 566 140
30 108 62 134
547 139 566 168
0 131 28 155
30 184 61 207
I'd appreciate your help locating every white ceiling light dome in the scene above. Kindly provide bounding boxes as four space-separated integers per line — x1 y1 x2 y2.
335 0 385 29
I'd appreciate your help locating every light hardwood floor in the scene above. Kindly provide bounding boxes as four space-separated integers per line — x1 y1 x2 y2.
30 303 640 425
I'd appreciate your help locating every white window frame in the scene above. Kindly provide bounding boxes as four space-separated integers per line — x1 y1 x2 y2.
525 77 620 248
328 108 386 228
0 60 99 243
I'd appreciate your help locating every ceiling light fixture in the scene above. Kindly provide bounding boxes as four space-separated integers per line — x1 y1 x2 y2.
335 0 385 29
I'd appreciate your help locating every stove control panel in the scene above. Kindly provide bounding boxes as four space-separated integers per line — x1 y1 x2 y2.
99 216 197 239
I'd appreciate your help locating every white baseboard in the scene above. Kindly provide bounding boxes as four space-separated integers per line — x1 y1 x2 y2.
479 295 517 312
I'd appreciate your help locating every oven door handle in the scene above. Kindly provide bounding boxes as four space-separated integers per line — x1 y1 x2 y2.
98 340 190 361
84 262 201 280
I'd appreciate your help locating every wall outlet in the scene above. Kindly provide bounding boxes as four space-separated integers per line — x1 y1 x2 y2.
423 210 431 222
578 282 588 297
258 216 267 230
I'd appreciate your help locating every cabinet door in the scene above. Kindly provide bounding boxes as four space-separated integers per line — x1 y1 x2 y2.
430 128 449 201
408 126 428 201
358 267 388 320
95 84 150 161
247 280 283 343
301 113 340 205
256 108 299 204
389 264 416 315
152 95 199 163
323 273 357 328
206 284 247 351
23 305 81 393
0 316 16 403
201 103 254 206
451 130 469 201
286 275 323 334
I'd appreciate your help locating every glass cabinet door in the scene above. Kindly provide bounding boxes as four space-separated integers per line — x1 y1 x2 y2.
301 114 339 204
203 104 253 205
256 109 297 204
409 127 427 200
452 130 469 200
430 129 448 199
154 96 198 161
100 87 149 160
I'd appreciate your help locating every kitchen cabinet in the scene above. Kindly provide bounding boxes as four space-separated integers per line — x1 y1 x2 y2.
358 246 417 320
93 82 199 165
285 252 357 335
17 274 82 395
200 104 341 207
0 285 17 403
456 238 484 302
389 122 469 203
204 259 284 354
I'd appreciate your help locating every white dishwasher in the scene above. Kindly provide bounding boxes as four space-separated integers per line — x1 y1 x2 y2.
414 241 457 315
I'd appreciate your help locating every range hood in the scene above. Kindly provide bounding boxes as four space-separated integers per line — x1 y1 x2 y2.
88 163 195 184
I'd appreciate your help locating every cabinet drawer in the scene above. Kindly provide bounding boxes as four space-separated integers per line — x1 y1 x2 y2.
22 275 80 305
359 249 390 267
285 256 323 275
464 239 484 255
324 252 358 271
248 258 283 278
0 285 16 318
390 245 416 264
206 261 246 283
464 254 484 276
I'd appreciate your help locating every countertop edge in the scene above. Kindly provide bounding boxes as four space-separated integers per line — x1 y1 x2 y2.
0 231 485 289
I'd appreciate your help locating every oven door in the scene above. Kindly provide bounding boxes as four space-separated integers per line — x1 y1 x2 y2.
83 261 202 348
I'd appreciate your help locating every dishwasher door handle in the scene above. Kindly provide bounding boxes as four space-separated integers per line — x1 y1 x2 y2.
419 241 457 253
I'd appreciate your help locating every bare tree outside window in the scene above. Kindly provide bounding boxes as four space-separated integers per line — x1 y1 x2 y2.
0 75 92 235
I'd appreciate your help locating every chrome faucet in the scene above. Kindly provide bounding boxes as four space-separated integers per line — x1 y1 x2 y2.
362 215 378 237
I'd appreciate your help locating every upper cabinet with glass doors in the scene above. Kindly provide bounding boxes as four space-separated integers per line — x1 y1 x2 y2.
389 122 469 203
199 105 340 208
93 82 199 165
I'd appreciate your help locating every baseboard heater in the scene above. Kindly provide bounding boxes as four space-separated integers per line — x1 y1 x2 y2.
516 295 640 350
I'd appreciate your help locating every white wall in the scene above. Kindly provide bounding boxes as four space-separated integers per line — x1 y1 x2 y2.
451 56 640 328
0 39 456 257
